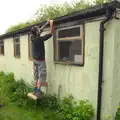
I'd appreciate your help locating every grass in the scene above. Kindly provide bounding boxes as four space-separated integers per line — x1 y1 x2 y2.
0 93 56 120
0 100 56 120
0 72 57 120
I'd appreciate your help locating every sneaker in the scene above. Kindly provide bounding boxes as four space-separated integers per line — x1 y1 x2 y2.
35 91 44 98
33 88 37 95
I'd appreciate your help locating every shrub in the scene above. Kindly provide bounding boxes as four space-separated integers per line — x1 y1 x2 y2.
0 71 58 109
8 79 30 107
115 103 120 120
56 95 94 120
37 93 59 110
0 71 95 120
6 0 112 33
0 72 29 107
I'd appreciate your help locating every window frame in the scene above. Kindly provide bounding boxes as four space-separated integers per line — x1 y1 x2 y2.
0 40 4 55
54 24 85 66
28 34 33 60
13 36 21 58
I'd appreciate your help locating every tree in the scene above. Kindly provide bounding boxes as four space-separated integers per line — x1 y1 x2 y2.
6 0 112 33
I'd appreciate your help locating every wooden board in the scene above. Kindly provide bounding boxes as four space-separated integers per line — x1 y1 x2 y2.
27 92 44 100
27 93 38 100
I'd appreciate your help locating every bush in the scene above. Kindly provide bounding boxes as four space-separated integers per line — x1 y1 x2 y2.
115 103 120 120
37 93 59 110
0 72 30 107
0 71 58 109
6 0 112 33
56 95 94 120
0 71 95 120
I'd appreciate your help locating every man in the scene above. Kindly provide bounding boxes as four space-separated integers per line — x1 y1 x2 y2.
30 19 53 97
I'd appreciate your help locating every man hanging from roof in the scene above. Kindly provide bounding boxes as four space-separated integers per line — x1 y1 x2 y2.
30 18 53 97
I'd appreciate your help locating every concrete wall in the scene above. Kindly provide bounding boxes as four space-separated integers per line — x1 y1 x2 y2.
100 19 116 120
0 35 33 83
45 21 100 118
111 19 120 119
0 19 118 119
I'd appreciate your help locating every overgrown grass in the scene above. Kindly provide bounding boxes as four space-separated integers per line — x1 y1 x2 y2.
0 71 95 120
0 102 57 120
0 71 58 120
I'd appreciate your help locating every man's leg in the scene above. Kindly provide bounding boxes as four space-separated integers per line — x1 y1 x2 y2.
33 62 38 94
36 61 46 96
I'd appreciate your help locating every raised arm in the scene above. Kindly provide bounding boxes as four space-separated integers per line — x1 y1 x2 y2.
40 33 52 41
41 19 54 41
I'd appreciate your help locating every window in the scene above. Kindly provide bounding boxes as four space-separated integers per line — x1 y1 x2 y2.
28 35 32 59
0 40 4 55
54 25 84 65
14 37 20 58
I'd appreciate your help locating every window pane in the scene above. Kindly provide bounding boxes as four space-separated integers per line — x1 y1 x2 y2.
15 44 20 56
57 40 82 64
58 27 80 38
58 41 72 61
1 45 4 54
0 45 4 55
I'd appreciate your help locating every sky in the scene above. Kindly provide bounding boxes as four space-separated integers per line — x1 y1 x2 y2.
0 0 91 35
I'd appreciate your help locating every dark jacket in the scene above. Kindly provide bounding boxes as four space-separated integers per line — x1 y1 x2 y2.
31 33 52 60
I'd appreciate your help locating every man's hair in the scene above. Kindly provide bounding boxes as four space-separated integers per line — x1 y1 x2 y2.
30 26 40 35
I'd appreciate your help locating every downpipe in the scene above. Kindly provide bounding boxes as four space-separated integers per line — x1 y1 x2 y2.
96 9 112 120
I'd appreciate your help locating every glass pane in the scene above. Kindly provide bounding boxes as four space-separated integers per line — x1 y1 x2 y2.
15 44 20 56
1 46 4 54
58 27 80 38
58 41 72 61
57 40 82 64
0 45 4 54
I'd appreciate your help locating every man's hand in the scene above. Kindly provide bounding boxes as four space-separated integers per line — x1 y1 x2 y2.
48 18 53 34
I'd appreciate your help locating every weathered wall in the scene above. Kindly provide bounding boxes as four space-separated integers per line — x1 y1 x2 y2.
45 21 100 118
111 18 120 119
0 19 117 119
0 35 33 83
100 19 116 120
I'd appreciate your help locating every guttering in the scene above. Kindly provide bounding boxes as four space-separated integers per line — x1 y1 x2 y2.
96 8 113 120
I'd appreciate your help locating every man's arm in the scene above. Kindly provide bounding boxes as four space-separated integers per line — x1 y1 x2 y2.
40 33 52 41
41 19 54 41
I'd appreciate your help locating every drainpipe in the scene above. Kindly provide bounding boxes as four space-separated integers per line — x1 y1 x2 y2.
96 9 112 120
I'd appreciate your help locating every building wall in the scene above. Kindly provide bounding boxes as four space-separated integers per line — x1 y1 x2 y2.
45 21 100 118
0 35 33 83
0 19 117 119
100 19 116 120
110 18 120 119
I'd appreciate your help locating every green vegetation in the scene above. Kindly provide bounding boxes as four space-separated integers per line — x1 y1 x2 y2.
0 71 94 120
115 103 120 120
6 0 112 33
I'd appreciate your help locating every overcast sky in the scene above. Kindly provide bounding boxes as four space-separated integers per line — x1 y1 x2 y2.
0 0 92 35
